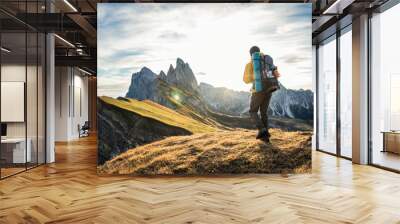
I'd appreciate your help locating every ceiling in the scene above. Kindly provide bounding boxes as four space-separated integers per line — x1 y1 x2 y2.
0 0 393 75
311 0 390 44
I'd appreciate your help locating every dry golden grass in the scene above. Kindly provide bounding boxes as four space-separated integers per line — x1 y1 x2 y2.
98 129 312 175
100 96 216 133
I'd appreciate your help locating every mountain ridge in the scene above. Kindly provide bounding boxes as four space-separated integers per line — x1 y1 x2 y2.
126 58 313 121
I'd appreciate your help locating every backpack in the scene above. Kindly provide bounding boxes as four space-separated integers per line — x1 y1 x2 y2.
251 52 280 93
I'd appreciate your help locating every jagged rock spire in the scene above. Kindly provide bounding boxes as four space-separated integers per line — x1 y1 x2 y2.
166 58 198 91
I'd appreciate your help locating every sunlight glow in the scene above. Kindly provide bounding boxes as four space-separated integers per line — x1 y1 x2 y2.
172 93 181 102
98 4 312 97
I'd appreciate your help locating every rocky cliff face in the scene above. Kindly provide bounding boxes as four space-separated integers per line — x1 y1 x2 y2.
125 58 313 121
126 67 157 100
159 70 167 81
268 84 314 120
165 58 198 92
126 58 208 116
199 83 314 120
125 58 198 96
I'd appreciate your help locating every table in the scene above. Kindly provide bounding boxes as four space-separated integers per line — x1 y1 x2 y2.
1 138 31 163
382 131 400 154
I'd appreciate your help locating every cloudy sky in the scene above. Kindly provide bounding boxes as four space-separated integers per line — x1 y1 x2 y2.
98 3 312 97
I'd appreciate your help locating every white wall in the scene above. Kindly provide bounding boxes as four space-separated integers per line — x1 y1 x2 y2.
0 65 42 138
55 67 69 141
72 73 89 138
55 67 89 141
1 63 46 164
1 65 26 139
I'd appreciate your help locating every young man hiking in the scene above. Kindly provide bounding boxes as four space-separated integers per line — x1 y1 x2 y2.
243 46 281 143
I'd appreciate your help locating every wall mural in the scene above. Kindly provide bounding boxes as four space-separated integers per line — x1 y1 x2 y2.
97 3 313 175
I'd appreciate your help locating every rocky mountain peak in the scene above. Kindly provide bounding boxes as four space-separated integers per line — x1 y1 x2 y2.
167 64 175 75
166 58 198 91
131 67 157 81
139 66 153 74
176 57 185 66
126 67 157 100
159 70 167 81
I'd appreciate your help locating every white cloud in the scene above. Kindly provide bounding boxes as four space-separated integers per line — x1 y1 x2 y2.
98 3 312 97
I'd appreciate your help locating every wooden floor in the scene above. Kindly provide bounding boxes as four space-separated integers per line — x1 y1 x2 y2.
1 135 400 224
372 151 400 171
0 167 26 178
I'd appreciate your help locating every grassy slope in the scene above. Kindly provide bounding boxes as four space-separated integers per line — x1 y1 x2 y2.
99 96 312 175
157 79 312 131
98 129 312 175
156 80 228 129
100 96 216 134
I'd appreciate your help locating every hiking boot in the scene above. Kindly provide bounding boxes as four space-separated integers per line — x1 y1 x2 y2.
261 136 270 144
256 128 267 139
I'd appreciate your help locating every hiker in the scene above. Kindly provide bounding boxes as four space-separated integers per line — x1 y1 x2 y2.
243 46 281 143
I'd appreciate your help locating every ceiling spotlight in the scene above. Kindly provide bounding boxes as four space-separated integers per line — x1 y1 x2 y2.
63 0 78 12
1 47 11 53
76 48 85 55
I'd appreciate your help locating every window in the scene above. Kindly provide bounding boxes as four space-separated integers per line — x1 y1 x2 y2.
317 35 337 154
339 28 352 158
370 3 400 171
0 1 46 179
316 25 353 159
390 74 400 130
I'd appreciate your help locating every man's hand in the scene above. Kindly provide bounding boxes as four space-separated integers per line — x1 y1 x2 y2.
273 70 281 78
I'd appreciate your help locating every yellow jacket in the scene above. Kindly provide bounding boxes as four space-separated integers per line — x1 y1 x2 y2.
243 61 254 84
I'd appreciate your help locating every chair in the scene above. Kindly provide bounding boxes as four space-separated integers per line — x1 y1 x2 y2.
79 121 90 138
